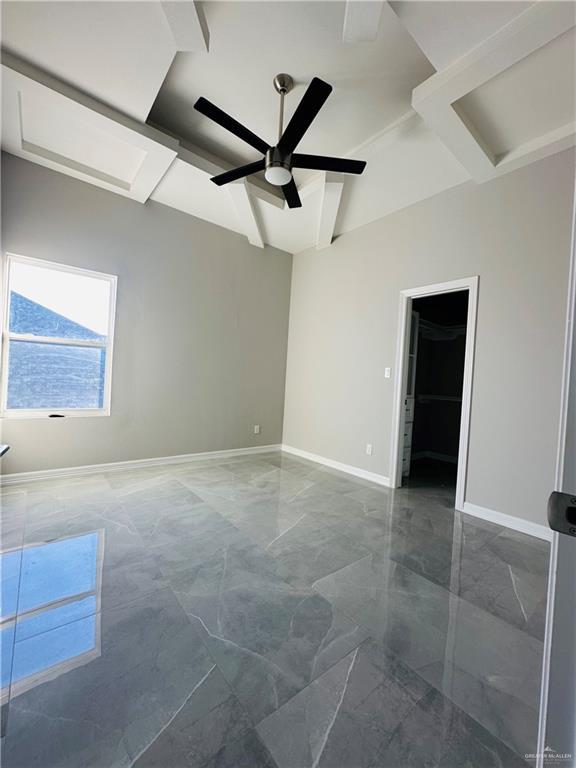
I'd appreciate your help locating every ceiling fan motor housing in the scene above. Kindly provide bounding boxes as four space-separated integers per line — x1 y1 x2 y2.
265 146 292 185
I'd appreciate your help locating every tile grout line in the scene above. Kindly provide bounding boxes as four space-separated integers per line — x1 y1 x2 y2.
128 664 216 766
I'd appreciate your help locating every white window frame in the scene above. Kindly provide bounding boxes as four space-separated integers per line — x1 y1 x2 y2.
1 253 117 419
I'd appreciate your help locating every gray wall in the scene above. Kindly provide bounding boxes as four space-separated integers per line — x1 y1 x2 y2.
1 154 292 474
283 150 575 526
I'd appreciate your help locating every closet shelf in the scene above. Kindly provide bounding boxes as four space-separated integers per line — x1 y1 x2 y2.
417 394 462 402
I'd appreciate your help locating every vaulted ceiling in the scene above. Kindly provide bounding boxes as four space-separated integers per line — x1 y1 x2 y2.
2 1 575 254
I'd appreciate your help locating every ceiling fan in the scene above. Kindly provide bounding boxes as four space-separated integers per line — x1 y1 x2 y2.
193 74 367 209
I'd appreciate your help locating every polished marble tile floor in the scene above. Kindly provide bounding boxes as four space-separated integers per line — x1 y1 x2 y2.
0 451 549 767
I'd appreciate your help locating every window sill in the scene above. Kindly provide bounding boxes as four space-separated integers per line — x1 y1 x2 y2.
1 410 111 420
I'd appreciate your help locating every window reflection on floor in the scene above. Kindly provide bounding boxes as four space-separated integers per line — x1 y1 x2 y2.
1 530 103 700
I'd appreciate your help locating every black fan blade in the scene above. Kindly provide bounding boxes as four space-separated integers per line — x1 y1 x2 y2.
211 159 266 186
194 97 270 155
292 154 366 175
282 178 302 209
277 77 332 155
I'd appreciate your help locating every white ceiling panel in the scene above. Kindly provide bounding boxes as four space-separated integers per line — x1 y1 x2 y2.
335 116 470 236
1 1 176 122
390 1 534 70
2 66 177 203
150 157 245 236
254 178 323 254
455 27 576 158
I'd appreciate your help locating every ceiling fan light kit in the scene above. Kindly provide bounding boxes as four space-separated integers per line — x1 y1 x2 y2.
264 147 292 186
194 74 367 208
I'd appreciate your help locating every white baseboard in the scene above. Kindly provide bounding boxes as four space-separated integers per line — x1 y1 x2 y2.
281 444 391 487
2 442 551 545
282 449 550 541
0 444 282 486
462 501 553 542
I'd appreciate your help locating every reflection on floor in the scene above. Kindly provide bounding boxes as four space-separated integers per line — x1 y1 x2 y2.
0 451 549 767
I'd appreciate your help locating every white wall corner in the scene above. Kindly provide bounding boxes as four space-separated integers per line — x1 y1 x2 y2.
316 174 344 250
228 179 265 248
160 1 209 52
343 1 385 43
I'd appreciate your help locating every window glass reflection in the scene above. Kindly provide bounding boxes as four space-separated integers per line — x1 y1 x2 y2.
0 531 103 699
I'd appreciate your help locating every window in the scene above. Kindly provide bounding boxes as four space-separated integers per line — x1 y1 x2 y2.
1 254 117 417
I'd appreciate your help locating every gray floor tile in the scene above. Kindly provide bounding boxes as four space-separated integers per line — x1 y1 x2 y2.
170 539 369 723
21 505 167 614
257 640 529 768
2 451 547 767
265 514 372 589
457 544 549 640
132 665 253 767
3 589 214 768
1 488 27 551
200 729 279 767
127 500 229 545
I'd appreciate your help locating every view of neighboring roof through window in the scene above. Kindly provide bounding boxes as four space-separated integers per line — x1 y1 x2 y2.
2 255 117 416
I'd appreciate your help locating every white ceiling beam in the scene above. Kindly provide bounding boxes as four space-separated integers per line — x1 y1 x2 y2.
412 1 576 182
316 174 344 250
228 180 265 248
160 1 209 52
343 1 385 43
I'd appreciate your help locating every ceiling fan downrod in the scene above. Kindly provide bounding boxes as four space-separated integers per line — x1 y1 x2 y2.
265 74 295 186
273 73 293 139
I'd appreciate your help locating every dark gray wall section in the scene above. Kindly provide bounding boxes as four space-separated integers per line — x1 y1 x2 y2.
0 154 293 473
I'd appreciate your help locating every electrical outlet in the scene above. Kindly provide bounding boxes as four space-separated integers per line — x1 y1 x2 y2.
385 367 391 379
253 424 260 435
366 443 373 456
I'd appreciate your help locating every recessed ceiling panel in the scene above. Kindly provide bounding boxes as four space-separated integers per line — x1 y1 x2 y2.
455 27 576 159
19 89 147 189
2 66 178 203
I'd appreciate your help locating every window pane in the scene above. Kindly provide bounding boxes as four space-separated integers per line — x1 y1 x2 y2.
9 260 110 340
7 341 106 409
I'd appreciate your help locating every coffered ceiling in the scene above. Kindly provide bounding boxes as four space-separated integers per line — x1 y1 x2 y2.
149 2 434 169
1 1 574 254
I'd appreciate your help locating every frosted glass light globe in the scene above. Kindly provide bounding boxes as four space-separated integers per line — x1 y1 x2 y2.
265 165 292 186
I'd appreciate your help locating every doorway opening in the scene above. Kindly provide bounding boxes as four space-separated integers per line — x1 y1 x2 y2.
390 277 478 511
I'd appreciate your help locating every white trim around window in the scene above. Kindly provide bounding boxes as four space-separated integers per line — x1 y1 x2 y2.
1 253 117 419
